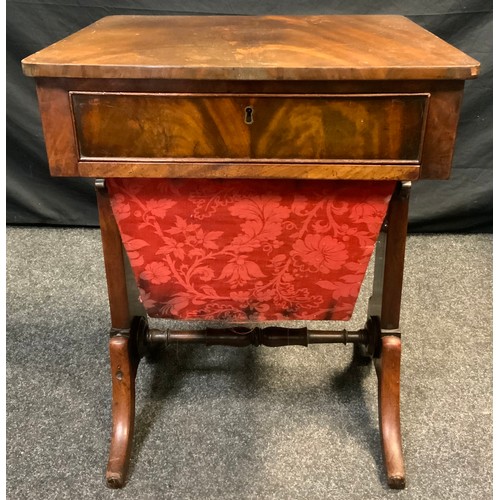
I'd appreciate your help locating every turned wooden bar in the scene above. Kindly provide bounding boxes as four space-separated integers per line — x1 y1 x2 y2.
146 327 367 347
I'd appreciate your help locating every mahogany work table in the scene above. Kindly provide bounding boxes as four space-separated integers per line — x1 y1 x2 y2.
22 15 479 490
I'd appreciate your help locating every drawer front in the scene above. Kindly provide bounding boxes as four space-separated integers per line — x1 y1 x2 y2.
71 92 428 163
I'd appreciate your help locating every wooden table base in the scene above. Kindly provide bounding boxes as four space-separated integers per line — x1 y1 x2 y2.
99 181 409 489
104 315 405 489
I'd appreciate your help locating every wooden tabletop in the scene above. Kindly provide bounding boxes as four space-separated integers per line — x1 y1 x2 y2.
22 15 479 80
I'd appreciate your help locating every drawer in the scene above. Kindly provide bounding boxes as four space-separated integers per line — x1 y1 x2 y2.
71 92 429 163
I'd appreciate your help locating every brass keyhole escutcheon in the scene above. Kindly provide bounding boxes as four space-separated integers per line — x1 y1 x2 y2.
244 106 254 124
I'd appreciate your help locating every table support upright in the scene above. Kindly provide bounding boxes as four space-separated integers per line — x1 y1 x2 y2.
370 181 411 489
96 181 138 488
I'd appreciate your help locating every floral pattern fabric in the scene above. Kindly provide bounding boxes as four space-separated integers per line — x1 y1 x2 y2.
107 178 395 322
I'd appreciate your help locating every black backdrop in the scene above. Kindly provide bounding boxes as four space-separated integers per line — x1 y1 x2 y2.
6 1 492 232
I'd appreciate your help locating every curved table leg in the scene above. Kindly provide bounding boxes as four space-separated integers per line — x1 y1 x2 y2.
97 181 144 488
375 335 405 489
106 334 138 488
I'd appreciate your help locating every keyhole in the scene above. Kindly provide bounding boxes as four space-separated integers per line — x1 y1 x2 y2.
244 106 254 124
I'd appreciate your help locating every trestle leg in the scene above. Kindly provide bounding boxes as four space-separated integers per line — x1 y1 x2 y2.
375 335 405 489
106 330 139 488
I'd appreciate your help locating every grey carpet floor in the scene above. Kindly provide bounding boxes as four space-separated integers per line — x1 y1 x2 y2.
6 228 492 500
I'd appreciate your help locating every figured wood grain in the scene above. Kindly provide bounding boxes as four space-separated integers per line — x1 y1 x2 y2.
36 82 79 176
78 162 420 180
34 77 466 179
72 93 428 162
21 16 479 81
35 76 466 95
420 86 464 179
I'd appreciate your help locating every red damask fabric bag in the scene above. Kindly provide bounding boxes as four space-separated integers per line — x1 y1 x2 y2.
107 179 395 322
